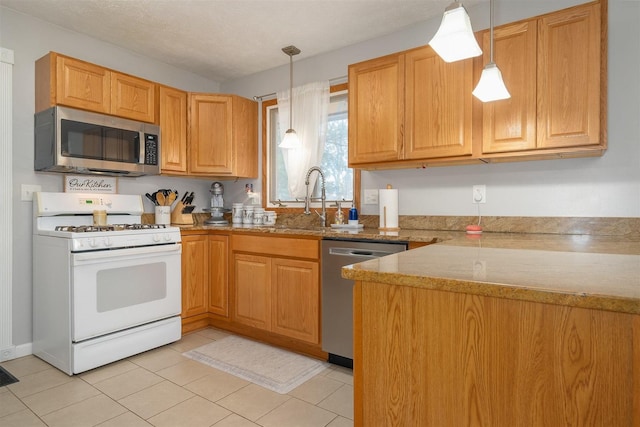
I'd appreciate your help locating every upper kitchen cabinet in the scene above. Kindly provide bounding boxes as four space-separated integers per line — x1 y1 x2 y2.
478 1 606 159
35 52 156 123
188 93 258 178
349 45 475 169
159 85 188 174
348 53 404 164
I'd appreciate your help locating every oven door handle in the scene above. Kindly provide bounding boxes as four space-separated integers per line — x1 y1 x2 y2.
73 243 181 262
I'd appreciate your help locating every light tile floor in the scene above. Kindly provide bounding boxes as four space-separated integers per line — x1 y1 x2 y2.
0 328 354 427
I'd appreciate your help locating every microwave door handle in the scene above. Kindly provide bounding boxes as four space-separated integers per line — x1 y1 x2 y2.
137 134 143 164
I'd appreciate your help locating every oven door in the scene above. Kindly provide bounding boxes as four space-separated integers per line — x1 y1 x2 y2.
71 243 181 342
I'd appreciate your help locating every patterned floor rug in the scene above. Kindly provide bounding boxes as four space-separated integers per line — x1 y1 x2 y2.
183 335 329 394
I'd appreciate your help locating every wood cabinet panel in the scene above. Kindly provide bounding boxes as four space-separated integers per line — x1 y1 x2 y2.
480 21 537 153
181 234 209 318
55 55 111 114
159 86 188 174
537 2 601 148
231 235 320 345
208 235 229 317
36 52 156 123
232 234 319 259
110 72 155 123
233 253 271 330
348 54 404 165
271 258 319 344
188 94 258 177
355 280 636 426
405 46 473 159
189 94 233 175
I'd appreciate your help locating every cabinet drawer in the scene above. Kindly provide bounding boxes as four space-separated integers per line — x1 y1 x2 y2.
232 234 319 260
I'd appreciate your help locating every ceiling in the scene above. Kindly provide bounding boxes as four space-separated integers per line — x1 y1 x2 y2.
0 0 485 83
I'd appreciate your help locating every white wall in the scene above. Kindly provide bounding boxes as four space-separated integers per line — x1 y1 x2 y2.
222 0 640 218
1 7 223 347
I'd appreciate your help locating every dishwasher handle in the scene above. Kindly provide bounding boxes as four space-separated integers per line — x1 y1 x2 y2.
328 247 397 258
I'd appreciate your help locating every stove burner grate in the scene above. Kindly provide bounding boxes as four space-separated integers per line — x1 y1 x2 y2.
55 224 168 233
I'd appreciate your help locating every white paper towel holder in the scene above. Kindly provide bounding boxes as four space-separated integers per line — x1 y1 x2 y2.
379 184 400 232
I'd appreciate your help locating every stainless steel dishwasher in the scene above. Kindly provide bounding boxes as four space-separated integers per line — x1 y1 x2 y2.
321 238 408 367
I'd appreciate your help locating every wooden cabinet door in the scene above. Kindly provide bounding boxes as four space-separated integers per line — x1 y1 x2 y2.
233 253 271 330
348 54 404 165
188 94 234 175
480 21 537 153
55 55 110 114
110 72 156 123
208 235 229 317
181 234 208 318
271 258 320 344
231 96 259 178
159 86 188 174
404 46 473 159
537 2 601 149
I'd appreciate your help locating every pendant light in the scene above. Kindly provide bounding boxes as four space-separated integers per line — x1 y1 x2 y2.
429 1 482 63
472 0 510 102
279 45 301 149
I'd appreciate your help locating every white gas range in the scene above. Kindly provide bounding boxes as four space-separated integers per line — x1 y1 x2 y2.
32 192 182 375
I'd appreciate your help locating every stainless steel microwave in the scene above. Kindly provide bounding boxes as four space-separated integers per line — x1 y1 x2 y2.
35 106 161 177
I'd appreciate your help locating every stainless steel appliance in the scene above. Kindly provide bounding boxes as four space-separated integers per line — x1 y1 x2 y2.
203 181 228 225
321 238 408 368
34 106 161 176
32 192 182 375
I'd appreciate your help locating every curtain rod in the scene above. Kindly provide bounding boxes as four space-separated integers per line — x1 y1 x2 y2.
252 75 348 101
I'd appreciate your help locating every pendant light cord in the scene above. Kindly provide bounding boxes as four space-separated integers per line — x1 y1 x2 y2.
489 0 495 63
288 53 293 129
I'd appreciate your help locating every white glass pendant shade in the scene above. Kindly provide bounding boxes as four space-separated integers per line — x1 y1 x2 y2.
472 62 510 102
279 128 300 149
429 2 482 63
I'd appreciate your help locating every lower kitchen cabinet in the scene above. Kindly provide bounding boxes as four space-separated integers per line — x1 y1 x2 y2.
231 234 321 346
181 232 229 332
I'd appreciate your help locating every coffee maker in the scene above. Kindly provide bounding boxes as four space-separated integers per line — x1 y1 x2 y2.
203 182 228 225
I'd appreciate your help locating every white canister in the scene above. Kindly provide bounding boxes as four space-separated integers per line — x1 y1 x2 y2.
155 206 171 225
232 203 244 224
252 207 265 225
264 211 277 226
242 205 254 225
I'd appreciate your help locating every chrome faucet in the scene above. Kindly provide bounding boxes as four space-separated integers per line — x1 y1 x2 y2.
304 166 327 227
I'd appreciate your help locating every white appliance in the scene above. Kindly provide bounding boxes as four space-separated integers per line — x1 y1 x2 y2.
32 192 182 375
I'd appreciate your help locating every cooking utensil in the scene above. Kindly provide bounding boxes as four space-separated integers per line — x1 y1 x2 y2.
181 192 189 203
145 193 158 206
156 192 166 206
185 192 195 204
182 205 196 214
165 192 176 206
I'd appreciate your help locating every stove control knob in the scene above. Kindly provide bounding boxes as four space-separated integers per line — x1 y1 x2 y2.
89 238 98 248
163 234 172 242
103 237 112 247
153 234 161 243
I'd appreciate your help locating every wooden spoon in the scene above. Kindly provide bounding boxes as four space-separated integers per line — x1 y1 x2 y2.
165 192 176 206
156 192 166 206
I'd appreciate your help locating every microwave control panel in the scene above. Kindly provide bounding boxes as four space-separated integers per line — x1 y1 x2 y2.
144 134 159 165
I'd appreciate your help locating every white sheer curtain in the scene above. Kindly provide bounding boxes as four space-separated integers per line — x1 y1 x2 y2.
277 81 329 199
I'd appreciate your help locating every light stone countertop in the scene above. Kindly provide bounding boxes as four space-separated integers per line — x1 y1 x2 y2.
342 233 640 315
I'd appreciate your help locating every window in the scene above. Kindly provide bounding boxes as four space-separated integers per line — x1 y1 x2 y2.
263 83 356 209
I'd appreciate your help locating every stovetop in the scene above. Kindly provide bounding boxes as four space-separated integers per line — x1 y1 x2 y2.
55 224 168 233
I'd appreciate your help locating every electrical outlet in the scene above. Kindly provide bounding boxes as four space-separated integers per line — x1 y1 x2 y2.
473 260 487 280
364 189 378 204
21 184 41 201
472 185 486 204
